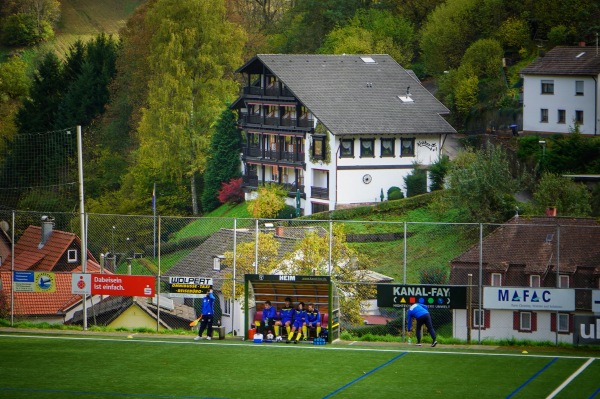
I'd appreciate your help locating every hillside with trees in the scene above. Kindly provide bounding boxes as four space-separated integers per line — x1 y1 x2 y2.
0 0 599 217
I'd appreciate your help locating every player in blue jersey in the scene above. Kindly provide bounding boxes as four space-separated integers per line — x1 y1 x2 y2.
275 297 294 340
194 289 215 341
407 303 437 347
255 300 277 335
287 301 306 344
305 303 321 340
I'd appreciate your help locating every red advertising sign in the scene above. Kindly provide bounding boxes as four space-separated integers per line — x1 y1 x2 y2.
91 274 155 297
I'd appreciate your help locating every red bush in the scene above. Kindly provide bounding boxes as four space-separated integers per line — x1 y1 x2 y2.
218 177 244 204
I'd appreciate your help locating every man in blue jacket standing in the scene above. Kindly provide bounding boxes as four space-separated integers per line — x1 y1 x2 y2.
407 303 437 347
195 289 215 341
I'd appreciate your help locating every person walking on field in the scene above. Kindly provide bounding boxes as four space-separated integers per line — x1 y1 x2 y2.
407 303 437 347
195 289 215 340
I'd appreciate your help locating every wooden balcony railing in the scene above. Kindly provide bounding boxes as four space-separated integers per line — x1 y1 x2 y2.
311 186 329 200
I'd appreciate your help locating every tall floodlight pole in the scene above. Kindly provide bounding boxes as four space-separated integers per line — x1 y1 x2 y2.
77 125 88 330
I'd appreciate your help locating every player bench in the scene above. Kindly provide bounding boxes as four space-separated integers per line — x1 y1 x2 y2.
252 310 329 340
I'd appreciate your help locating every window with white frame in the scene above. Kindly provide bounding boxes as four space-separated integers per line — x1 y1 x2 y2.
213 255 224 271
223 298 231 315
541 80 554 94
520 312 532 331
557 313 569 333
541 108 548 122
575 110 584 125
575 80 584 96
559 274 569 288
67 249 78 263
557 109 566 124
473 309 485 328
530 275 540 288
491 273 502 286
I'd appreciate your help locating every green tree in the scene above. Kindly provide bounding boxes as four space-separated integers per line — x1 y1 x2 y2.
447 145 521 223
533 173 591 216
404 166 427 197
131 0 246 215
221 232 280 300
247 183 286 219
280 224 376 325
202 108 243 212
428 155 450 191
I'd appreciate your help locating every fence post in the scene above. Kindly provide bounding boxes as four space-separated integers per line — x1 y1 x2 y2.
233 218 237 336
402 222 407 342
555 224 560 346
467 273 472 344
156 215 161 332
328 220 333 275
10 211 15 327
478 223 483 344
255 219 259 273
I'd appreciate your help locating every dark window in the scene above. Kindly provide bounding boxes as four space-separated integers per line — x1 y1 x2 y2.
312 137 325 160
575 81 584 96
381 138 395 157
575 110 584 125
400 138 414 157
340 139 354 158
541 109 548 123
541 80 554 94
557 110 565 124
360 139 374 158
312 202 329 214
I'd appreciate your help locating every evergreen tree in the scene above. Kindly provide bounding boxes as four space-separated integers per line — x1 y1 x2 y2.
202 108 242 212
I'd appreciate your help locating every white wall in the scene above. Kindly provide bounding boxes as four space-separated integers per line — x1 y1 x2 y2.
523 75 598 135
453 309 572 344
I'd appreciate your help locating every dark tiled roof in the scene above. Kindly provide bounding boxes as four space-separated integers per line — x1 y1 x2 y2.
520 46 600 76
239 54 456 136
451 217 600 275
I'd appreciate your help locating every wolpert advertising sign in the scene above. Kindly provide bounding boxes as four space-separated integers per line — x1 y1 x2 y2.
13 271 56 293
483 287 575 311
166 277 213 298
573 315 600 345
72 273 155 297
377 285 467 309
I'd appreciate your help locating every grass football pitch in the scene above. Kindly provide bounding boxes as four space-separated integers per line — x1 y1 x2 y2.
0 333 598 399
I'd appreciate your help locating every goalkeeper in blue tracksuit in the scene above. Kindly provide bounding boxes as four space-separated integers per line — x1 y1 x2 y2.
407 303 437 347
195 289 215 340
256 300 277 335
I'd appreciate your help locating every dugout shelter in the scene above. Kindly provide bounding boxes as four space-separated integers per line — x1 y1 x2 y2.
244 274 340 342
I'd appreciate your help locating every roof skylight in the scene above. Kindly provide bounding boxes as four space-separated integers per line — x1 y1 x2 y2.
360 56 376 64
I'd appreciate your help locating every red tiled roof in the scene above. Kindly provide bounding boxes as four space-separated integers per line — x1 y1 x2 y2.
0 272 81 315
0 226 101 273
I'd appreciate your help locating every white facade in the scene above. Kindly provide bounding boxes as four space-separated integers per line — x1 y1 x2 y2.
453 309 573 344
522 74 599 135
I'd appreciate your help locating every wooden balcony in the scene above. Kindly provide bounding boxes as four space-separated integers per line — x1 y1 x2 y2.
242 146 305 164
239 113 314 131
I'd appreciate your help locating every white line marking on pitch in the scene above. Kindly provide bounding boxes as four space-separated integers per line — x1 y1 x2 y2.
545 358 595 399
0 333 598 361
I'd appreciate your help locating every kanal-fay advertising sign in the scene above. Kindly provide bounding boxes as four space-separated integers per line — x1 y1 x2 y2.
72 274 155 297
573 315 600 345
377 284 467 309
483 287 575 311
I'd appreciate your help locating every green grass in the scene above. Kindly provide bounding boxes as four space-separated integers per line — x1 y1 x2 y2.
0 333 598 398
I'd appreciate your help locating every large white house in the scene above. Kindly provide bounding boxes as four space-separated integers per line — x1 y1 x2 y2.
520 46 600 135
231 54 456 215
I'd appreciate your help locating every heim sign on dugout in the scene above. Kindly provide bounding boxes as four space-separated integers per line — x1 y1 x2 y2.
377 284 467 309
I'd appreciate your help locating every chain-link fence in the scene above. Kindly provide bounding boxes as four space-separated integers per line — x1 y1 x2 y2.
1 211 598 346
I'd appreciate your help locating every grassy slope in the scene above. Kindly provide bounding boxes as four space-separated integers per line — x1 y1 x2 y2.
19 0 145 61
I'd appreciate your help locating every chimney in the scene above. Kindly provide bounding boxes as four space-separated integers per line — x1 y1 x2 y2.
545 207 557 217
579 41 586 47
275 225 284 237
39 216 54 248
